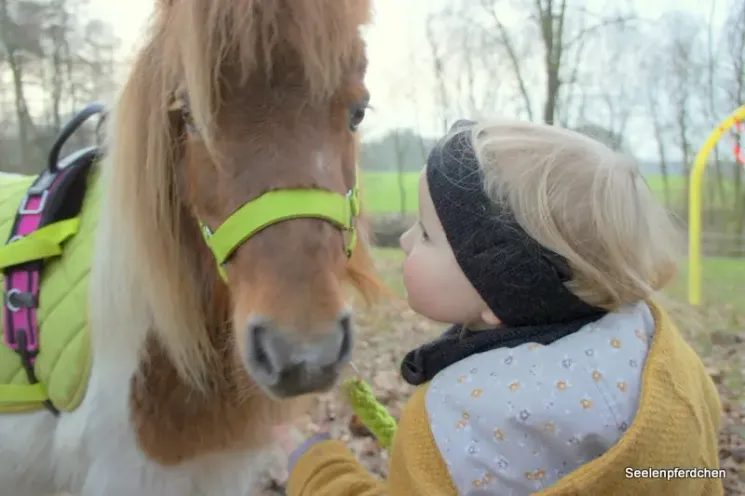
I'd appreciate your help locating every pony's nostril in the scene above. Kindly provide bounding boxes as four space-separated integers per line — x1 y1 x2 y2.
247 321 280 384
337 314 353 363
251 325 270 369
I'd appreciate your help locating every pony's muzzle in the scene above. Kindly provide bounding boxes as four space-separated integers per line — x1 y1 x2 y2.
244 310 354 398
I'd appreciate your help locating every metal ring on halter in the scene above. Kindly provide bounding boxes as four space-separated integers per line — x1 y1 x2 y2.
342 224 356 257
5 288 21 312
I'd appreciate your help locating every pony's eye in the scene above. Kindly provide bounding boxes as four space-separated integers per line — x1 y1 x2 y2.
170 93 198 135
349 101 368 132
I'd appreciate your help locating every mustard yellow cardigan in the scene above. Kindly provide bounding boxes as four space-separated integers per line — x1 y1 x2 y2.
288 302 723 495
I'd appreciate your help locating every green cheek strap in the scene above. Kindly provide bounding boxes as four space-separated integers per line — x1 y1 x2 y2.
199 185 360 281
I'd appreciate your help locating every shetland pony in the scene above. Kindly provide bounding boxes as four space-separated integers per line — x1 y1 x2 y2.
0 0 380 494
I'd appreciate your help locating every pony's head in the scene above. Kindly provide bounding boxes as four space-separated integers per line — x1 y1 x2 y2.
109 0 380 399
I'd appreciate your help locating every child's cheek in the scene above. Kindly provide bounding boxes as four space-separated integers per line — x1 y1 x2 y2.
402 254 446 321
402 253 434 311
402 255 422 298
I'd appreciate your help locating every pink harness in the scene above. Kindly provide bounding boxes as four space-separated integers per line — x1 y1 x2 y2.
2 103 105 415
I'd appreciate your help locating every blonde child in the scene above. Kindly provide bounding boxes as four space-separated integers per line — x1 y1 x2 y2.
281 120 722 495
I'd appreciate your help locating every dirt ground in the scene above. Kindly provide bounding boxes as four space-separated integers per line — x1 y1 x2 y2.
256 251 745 495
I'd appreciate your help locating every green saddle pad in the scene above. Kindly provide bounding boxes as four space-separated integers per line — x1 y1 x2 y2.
0 170 97 413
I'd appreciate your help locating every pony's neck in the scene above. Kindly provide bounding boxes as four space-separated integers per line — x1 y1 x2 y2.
90 183 306 465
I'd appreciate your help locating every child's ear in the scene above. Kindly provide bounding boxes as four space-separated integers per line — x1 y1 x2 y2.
481 308 501 326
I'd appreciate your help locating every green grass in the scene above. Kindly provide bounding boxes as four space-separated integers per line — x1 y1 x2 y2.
360 172 419 214
360 172 733 214
644 175 687 205
372 246 745 314
667 257 745 312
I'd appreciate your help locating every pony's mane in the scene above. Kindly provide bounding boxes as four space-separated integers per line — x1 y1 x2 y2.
105 0 373 390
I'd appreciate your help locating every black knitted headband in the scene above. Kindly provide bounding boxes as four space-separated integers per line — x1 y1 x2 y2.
426 120 603 326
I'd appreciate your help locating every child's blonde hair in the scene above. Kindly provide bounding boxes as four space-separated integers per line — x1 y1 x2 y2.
468 120 682 311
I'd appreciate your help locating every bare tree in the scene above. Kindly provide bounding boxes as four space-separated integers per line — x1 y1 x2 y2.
0 0 45 168
702 0 730 209
425 12 451 134
649 12 708 211
721 0 745 250
391 130 409 216
644 68 673 207
640 5 744 253
442 0 634 124
44 0 72 132
0 0 118 172
475 0 535 121
572 23 645 151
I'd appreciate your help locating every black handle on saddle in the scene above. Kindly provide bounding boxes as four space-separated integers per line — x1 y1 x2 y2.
48 102 107 173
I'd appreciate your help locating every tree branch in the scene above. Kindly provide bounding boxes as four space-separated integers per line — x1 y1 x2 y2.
480 0 534 120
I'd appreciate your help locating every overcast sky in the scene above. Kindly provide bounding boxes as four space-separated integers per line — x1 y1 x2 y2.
88 0 729 159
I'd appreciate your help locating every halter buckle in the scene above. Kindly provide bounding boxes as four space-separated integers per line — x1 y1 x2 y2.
201 223 213 239
343 188 359 257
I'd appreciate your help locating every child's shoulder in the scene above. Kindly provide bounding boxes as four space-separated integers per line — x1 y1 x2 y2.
419 301 655 492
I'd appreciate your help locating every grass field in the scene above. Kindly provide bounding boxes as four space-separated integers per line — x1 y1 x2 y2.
359 171 722 214
667 257 745 312
371 246 745 314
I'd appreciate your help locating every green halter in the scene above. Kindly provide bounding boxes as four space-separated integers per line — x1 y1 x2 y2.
199 183 360 280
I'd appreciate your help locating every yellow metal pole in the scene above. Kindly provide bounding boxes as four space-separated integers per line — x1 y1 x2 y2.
688 105 745 305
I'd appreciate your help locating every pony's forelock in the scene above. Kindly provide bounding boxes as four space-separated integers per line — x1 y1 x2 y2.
160 0 370 156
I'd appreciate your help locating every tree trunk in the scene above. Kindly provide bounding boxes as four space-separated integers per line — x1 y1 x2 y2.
0 0 35 170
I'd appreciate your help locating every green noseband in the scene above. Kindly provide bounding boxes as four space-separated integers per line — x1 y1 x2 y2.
199 183 360 281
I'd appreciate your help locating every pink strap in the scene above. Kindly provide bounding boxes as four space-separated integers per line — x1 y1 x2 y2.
3 172 65 359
